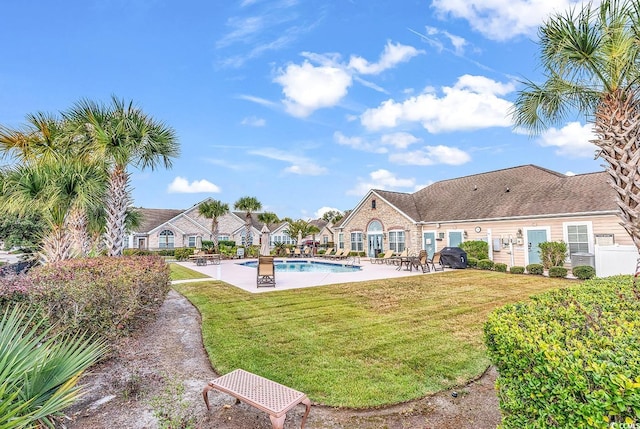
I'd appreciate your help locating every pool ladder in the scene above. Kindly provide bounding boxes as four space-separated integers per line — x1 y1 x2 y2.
345 256 360 267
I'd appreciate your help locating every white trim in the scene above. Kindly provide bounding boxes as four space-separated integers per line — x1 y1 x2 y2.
562 220 594 254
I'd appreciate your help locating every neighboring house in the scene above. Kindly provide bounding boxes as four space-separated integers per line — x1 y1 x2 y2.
127 198 293 250
337 164 633 269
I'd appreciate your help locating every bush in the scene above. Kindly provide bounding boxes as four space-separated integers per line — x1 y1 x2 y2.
174 248 194 261
494 263 507 272
573 265 596 280
548 266 568 278
538 241 567 270
123 248 153 256
526 263 544 275
459 240 489 260
0 255 171 341
466 257 478 268
477 259 494 270
509 266 525 274
484 276 640 428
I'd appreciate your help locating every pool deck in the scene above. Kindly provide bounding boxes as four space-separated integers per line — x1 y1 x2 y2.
172 256 444 294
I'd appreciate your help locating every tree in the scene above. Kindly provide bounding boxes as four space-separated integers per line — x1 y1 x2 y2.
511 0 640 262
0 211 45 251
67 96 179 257
285 219 320 246
257 211 279 226
233 196 262 246
198 199 229 253
322 209 344 224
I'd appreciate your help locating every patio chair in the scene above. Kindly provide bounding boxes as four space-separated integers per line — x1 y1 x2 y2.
322 248 335 258
293 247 302 258
429 252 444 272
303 247 312 258
256 256 276 287
390 248 409 266
285 248 292 258
372 249 394 264
335 248 350 259
411 250 430 273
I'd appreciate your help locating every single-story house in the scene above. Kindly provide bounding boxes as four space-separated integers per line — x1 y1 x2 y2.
336 164 635 270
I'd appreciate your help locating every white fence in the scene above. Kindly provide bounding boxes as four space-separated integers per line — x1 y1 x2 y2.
594 244 639 277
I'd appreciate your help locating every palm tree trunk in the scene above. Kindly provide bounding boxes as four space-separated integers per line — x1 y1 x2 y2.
594 91 640 259
104 166 131 256
212 219 219 253
67 208 91 258
41 225 72 263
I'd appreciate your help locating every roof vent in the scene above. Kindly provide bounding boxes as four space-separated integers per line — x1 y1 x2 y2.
505 186 510 193
473 185 477 191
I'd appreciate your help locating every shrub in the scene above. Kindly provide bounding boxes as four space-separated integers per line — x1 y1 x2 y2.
466 257 478 268
459 240 489 260
573 265 596 280
509 266 525 274
2 256 171 341
174 248 193 261
538 241 567 270
526 263 544 275
0 304 107 428
494 263 507 272
123 248 153 256
477 259 494 270
548 266 568 278
484 276 640 428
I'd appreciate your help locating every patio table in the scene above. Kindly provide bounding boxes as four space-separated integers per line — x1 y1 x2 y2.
203 369 311 429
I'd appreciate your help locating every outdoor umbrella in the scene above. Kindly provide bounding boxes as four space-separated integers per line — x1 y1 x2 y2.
260 225 270 256
298 231 303 248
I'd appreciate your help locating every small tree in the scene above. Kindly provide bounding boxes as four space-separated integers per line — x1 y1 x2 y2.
538 241 568 270
459 240 489 260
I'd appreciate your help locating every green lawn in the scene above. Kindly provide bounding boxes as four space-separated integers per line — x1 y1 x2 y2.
169 263 210 281
174 270 570 408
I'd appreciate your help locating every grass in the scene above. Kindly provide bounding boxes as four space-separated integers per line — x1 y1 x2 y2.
169 263 210 281
173 270 570 408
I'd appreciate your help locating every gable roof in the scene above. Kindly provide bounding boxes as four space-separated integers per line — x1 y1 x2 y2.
413 165 616 222
134 208 185 233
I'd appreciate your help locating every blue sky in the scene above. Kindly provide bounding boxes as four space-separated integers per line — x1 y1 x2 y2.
1 1 602 219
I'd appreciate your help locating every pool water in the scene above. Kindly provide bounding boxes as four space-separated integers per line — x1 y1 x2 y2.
240 260 361 273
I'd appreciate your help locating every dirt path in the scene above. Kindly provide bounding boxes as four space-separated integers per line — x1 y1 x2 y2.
66 289 502 429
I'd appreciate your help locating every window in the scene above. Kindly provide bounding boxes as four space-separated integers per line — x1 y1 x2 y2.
241 231 254 246
371 199 376 209
159 230 174 249
322 235 328 244
338 233 344 249
218 235 230 242
566 224 589 255
388 230 405 252
270 233 293 245
350 232 363 252
187 236 197 248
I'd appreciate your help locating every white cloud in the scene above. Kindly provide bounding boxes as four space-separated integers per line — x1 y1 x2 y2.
565 171 576 176
348 41 423 75
347 169 415 196
314 206 342 219
274 60 352 117
360 74 514 133
167 177 221 193
431 0 595 41
537 122 597 158
334 131 421 153
250 148 328 175
389 145 471 166
241 116 266 127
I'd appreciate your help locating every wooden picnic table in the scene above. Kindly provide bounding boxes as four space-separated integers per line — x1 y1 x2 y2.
203 369 311 429
189 253 221 265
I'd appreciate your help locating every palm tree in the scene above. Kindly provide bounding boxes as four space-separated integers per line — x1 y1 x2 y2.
67 96 179 257
511 0 640 259
198 199 229 253
257 211 279 226
233 196 262 246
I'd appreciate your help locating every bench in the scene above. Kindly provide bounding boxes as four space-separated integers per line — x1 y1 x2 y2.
203 369 311 429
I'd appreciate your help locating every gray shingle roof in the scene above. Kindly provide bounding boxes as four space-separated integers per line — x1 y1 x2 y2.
134 208 185 233
413 165 616 222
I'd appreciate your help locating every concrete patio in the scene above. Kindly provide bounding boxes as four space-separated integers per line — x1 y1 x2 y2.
172 256 444 294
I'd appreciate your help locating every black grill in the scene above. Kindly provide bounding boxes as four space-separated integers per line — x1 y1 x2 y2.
439 247 468 269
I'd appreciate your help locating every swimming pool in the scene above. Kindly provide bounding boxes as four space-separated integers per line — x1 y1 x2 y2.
239 260 361 273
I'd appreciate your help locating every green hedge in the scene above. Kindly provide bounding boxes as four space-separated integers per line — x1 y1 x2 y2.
477 259 494 270
526 263 544 275
509 266 525 274
484 276 640 428
494 263 508 272
548 266 568 278
467 257 478 268
0 255 171 342
573 265 596 280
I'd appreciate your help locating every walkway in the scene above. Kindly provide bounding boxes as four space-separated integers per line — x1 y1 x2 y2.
172 256 442 293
